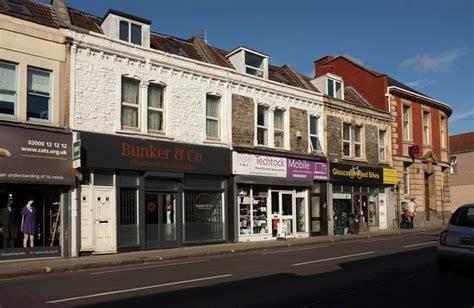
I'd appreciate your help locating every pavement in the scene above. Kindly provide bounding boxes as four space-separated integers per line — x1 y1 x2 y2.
0 226 443 280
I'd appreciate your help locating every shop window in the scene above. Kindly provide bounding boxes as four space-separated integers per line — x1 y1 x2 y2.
0 61 17 117
206 94 220 139
121 76 140 129
184 191 224 242
239 186 269 235
273 109 285 148
257 104 269 146
147 83 164 133
118 188 139 248
119 20 142 45
27 67 51 121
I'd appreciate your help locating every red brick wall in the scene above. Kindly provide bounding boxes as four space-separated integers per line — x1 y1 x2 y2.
396 97 403 156
314 57 388 111
412 102 423 147
431 109 441 159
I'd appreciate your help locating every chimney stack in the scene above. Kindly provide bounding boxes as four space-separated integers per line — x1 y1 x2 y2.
52 0 71 28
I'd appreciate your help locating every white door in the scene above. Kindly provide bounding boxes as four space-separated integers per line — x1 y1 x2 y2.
93 188 116 253
280 191 295 238
80 186 93 251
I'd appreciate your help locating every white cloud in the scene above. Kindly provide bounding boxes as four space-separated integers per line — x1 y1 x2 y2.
405 79 437 89
399 48 468 72
450 108 474 123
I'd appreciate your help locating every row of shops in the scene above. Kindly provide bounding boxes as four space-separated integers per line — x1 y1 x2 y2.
0 124 397 260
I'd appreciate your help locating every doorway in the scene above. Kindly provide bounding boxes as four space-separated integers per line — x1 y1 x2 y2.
271 190 295 238
311 183 327 236
425 173 430 221
145 192 178 249
93 188 115 253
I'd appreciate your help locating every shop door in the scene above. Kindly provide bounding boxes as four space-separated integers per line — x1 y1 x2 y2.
271 191 295 238
311 195 323 235
93 188 115 253
145 192 178 249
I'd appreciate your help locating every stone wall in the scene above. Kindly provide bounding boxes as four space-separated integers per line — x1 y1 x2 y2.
232 94 254 147
365 124 379 164
290 107 308 154
326 115 342 160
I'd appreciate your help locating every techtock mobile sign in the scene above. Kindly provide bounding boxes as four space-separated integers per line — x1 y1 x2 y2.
0 124 74 185
232 152 328 180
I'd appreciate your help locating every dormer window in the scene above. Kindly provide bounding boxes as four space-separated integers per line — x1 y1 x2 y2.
328 78 342 99
245 52 264 78
119 20 142 45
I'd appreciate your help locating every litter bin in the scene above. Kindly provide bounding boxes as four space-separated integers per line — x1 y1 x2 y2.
400 221 410 229
334 226 344 235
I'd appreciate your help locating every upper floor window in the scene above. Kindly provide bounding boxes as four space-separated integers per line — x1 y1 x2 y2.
245 52 264 78
403 105 410 141
119 20 142 45
378 130 386 161
423 110 430 145
440 115 446 148
27 67 51 121
257 105 269 146
309 115 322 152
148 83 164 132
206 94 220 139
327 78 342 99
121 77 140 129
450 156 457 174
273 109 285 148
0 61 17 117
343 123 363 159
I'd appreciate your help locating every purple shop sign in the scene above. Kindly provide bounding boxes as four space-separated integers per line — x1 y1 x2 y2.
287 159 328 180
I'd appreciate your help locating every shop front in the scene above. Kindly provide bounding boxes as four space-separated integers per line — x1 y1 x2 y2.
329 163 396 235
0 124 74 260
232 152 328 242
77 132 229 254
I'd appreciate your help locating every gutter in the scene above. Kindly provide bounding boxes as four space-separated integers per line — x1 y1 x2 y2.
387 86 453 116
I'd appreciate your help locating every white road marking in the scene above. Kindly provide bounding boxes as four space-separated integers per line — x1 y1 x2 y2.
261 245 329 255
339 290 359 297
403 241 436 248
46 274 233 304
292 251 374 266
90 259 210 275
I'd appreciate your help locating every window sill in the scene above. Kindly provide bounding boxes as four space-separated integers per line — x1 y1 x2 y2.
116 130 174 141
341 157 368 163
254 144 290 152
203 139 227 146
402 140 414 145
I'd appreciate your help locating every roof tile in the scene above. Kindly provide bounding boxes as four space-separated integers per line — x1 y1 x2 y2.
450 132 474 153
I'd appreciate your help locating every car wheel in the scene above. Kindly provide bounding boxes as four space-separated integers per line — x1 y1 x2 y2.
438 259 451 272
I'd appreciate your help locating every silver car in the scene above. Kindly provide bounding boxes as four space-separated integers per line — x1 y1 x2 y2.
437 203 474 271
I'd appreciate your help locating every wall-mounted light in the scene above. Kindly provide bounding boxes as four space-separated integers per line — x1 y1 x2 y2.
296 130 303 140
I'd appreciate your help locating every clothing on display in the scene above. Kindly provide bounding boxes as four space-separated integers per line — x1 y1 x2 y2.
21 201 38 235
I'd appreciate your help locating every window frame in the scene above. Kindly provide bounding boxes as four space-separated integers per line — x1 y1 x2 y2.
378 130 386 161
121 76 141 130
450 156 457 175
327 78 342 99
147 83 165 133
118 20 142 45
342 122 351 157
440 115 446 149
422 110 431 145
0 60 18 118
256 104 269 146
354 125 362 158
26 66 52 123
402 105 410 141
403 163 410 196
205 93 221 140
273 108 285 148
245 51 265 78
309 115 322 153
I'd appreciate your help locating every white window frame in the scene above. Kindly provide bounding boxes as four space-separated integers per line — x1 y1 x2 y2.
245 51 264 78
378 130 386 161
423 110 430 145
206 93 221 140
121 76 140 130
273 108 285 148
440 115 446 148
309 115 322 153
343 122 351 157
403 105 410 141
256 104 269 146
0 60 18 118
450 156 457 174
119 20 142 45
147 83 165 133
354 125 362 158
403 163 410 195
327 78 342 99
27 66 52 123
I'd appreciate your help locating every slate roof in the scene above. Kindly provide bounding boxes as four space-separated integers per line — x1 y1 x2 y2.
450 132 474 154
344 86 372 108
0 0 58 28
387 76 430 98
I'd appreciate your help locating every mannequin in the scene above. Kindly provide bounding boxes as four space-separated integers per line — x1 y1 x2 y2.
1 194 18 248
20 199 37 248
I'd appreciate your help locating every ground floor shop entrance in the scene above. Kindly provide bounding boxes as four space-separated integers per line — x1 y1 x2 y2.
145 192 178 249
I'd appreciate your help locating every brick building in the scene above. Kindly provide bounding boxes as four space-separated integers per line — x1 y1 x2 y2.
315 56 453 225
449 132 474 212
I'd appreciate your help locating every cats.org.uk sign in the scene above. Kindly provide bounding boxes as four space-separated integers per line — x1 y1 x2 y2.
0 124 74 185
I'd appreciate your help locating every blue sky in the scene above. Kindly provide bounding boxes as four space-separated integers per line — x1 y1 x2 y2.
64 0 473 135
